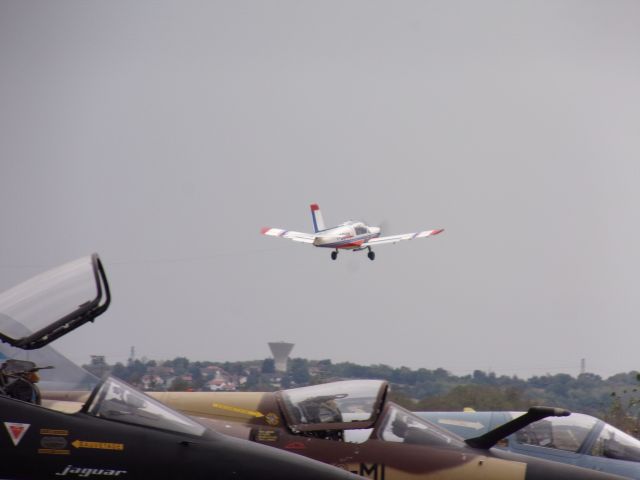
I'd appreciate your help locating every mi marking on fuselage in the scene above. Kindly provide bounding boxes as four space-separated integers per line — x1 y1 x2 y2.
261 204 443 261
352 463 385 480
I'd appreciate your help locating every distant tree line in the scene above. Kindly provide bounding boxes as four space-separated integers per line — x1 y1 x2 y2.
88 356 640 433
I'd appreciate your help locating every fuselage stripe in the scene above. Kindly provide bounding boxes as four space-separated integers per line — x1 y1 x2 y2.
317 233 379 249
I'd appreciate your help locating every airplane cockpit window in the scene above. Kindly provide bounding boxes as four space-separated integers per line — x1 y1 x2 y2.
354 225 368 235
380 405 464 448
515 413 597 453
0 254 110 350
0 256 97 338
86 376 205 437
280 380 384 427
591 424 640 462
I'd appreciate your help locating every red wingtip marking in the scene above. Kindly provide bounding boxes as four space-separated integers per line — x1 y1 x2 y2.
310 203 319 211
260 227 270 235
433 229 444 235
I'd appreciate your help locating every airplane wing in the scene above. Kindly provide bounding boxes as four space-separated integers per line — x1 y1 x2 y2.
261 227 316 244
363 228 444 247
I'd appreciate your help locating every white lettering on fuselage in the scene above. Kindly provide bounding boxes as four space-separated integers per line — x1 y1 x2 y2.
55 465 127 477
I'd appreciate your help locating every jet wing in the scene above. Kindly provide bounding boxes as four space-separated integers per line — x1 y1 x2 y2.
364 228 444 246
261 227 316 244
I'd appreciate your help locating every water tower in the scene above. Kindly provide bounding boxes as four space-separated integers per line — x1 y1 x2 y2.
268 342 294 372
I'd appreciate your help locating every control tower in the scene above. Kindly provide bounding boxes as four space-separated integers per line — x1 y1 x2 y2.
268 342 294 372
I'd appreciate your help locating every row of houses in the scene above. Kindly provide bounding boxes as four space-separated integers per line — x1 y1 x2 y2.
86 353 323 392
141 365 243 391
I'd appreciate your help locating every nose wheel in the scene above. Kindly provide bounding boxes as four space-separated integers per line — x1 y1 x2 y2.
367 248 375 261
331 250 338 260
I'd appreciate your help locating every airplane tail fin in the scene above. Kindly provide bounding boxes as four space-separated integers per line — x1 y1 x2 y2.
310 203 326 233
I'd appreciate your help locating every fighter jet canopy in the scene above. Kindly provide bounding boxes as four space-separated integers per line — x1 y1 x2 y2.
278 380 388 432
0 254 110 349
85 376 206 437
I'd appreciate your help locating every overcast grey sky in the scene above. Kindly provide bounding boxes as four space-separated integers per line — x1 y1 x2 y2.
1 1 639 379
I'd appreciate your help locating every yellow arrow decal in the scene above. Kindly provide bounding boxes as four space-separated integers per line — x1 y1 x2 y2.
71 440 124 451
212 403 264 418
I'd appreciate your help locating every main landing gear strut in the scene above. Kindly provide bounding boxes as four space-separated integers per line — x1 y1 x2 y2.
330 248 375 261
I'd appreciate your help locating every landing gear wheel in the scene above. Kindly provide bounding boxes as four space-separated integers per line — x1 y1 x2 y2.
331 251 338 261
367 251 375 261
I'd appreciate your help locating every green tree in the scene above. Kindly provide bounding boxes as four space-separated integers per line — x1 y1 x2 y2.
262 358 275 374
244 369 261 389
111 362 127 381
416 384 530 411
388 390 416 409
189 365 204 390
169 377 191 392
290 358 310 384
165 357 190 376
606 373 640 434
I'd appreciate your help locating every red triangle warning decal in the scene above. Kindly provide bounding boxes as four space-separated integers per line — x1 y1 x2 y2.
4 422 30 446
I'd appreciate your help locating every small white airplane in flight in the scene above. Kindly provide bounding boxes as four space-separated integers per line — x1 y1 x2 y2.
261 204 443 261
